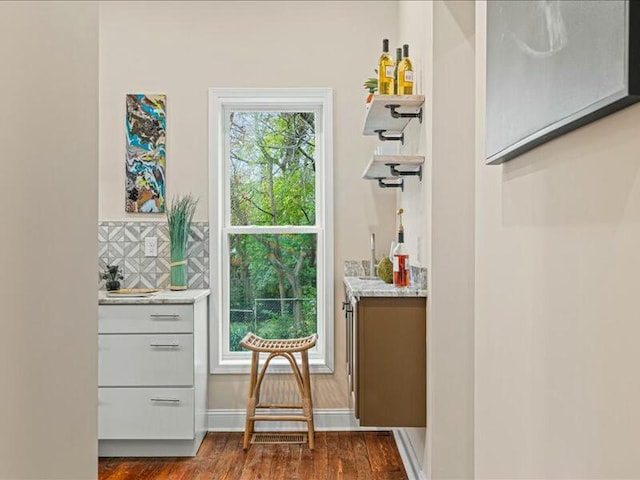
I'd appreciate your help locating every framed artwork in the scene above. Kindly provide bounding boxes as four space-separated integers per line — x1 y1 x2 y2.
486 0 640 165
125 93 166 212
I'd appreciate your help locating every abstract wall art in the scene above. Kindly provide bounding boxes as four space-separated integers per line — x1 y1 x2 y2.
125 94 166 212
486 0 640 165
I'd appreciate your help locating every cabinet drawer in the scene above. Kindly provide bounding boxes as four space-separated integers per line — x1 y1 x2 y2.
98 387 195 440
99 305 193 334
99 334 193 387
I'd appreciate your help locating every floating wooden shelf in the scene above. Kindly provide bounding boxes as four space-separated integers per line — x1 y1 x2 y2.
362 94 425 136
361 154 425 181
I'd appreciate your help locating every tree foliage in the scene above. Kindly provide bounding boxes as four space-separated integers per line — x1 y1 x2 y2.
228 112 317 350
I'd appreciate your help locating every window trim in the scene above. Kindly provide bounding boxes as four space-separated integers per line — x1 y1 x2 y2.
208 88 334 374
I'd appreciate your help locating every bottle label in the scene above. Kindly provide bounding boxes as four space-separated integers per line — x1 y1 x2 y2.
403 70 414 83
393 254 410 287
385 65 395 78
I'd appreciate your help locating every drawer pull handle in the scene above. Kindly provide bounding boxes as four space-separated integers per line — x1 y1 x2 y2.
150 397 181 403
150 343 180 348
150 313 180 319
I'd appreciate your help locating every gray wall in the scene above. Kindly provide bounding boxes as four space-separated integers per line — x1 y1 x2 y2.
428 1 476 477
0 2 99 478
477 2 640 477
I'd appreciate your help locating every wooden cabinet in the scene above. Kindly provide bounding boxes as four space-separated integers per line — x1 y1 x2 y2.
98 291 209 457
347 295 426 427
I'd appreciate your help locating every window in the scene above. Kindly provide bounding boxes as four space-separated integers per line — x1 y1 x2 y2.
209 88 333 373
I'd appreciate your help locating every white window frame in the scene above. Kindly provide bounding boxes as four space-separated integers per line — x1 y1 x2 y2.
208 88 334 374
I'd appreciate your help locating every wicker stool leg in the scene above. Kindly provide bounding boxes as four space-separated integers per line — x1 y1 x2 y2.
300 350 315 450
239 332 318 450
243 350 260 450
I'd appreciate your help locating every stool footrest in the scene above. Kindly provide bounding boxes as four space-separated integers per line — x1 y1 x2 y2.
251 432 308 445
256 403 303 409
250 415 309 422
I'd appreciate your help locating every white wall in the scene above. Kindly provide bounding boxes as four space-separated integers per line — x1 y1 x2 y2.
397 0 430 471
0 2 98 478
392 1 433 267
99 0 399 409
398 1 430 268
476 2 640 478
427 2 476 478
397 2 476 478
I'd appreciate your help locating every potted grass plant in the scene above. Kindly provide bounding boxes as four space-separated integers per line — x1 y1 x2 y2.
364 76 378 104
166 194 198 290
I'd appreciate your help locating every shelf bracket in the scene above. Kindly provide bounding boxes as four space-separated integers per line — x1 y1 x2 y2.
386 163 423 182
386 104 423 123
376 177 404 192
375 129 404 145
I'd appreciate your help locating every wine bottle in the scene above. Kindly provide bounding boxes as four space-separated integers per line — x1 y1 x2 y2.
393 47 402 95
393 208 410 287
397 44 414 95
378 39 395 95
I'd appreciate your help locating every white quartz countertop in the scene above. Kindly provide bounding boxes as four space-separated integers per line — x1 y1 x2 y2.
98 289 210 305
344 276 427 299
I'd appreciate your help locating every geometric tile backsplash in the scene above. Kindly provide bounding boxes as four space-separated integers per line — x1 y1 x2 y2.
98 221 209 290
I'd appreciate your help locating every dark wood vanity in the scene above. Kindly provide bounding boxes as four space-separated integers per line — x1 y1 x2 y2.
344 277 426 427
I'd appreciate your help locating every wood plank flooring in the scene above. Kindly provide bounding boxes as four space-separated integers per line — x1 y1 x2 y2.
98 431 408 480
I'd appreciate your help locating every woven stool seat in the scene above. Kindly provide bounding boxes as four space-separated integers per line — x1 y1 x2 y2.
240 333 318 353
240 332 317 450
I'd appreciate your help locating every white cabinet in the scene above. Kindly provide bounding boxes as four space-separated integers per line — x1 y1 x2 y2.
98 290 210 457
99 304 194 334
99 388 196 440
98 334 194 386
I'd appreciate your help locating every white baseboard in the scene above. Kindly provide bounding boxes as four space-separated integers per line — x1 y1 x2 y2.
393 428 427 480
206 409 423 478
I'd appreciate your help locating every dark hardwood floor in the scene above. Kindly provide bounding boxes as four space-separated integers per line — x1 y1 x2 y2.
98 431 408 479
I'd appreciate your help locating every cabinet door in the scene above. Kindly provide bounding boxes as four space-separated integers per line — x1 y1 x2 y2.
343 294 355 398
98 387 195 440
99 305 194 334
352 296 359 418
357 297 426 427
99 334 194 387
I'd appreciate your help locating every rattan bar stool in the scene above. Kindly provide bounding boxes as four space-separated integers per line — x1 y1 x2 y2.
239 332 318 450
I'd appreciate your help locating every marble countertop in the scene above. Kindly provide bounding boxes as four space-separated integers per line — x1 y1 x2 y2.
98 289 210 305
344 276 427 299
